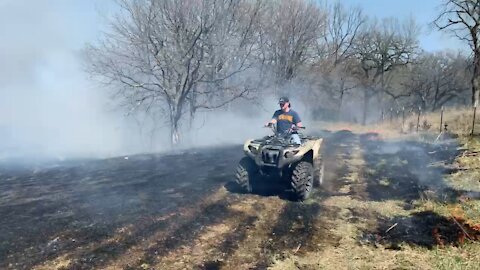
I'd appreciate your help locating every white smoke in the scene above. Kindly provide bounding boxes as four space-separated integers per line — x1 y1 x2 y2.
0 1 328 164
0 1 132 162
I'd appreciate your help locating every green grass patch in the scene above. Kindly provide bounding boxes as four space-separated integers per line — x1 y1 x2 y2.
432 243 480 270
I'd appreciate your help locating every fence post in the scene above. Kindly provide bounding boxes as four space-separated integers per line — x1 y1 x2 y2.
416 106 421 132
390 107 393 123
402 107 405 132
440 106 444 133
472 103 477 136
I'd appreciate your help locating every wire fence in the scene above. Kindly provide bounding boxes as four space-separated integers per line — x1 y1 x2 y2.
377 105 479 137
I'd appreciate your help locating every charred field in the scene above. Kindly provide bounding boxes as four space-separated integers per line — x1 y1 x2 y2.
1 130 480 270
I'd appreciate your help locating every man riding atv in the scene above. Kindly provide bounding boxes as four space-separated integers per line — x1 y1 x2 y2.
265 97 303 145
235 96 324 200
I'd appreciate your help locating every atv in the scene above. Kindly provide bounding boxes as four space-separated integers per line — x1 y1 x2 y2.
235 123 324 200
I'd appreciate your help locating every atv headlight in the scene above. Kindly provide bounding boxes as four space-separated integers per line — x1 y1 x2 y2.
248 145 259 154
284 150 299 158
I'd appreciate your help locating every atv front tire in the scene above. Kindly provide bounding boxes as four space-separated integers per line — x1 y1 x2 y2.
291 161 314 200
235 157 257 193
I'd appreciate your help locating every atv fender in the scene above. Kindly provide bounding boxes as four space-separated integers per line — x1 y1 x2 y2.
244 138 323 168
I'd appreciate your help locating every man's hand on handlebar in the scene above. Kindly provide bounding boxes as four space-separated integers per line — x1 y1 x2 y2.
288 125 305 133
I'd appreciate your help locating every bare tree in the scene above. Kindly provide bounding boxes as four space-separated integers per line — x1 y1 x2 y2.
314 2 365 118
85 0 263 145
351 17 419 124
321 2 365 67
434 0 480 106
402 51 470 111
259 0 326 83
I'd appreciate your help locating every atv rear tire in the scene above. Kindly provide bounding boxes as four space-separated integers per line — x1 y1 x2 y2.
291 161 314 200
235 157 257 193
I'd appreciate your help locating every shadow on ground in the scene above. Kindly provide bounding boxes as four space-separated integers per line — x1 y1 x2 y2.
0 145 244 269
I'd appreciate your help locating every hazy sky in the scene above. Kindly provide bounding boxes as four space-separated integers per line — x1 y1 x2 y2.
0 0 125 159
0 0 468 159
339 0 466 52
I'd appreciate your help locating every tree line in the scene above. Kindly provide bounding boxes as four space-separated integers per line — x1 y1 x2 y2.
85 0 478 144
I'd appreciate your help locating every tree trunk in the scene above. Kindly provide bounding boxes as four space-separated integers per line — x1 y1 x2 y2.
473 47 480 107
473 65 480 107
362 89 369 125
171 121 180 146
432 79 440 111
189 103 196 129
169 105 182 147
337 78 345 121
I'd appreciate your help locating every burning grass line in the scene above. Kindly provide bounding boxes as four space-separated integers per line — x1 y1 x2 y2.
451 216 474 241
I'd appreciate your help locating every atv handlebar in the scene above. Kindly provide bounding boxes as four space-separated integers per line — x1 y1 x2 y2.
264 123 305 129
264 122 276 134
264 123 305 135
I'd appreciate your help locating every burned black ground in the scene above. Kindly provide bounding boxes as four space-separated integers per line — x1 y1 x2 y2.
0 130 475 270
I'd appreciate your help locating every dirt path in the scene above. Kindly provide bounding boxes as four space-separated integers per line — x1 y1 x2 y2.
0 131 464 270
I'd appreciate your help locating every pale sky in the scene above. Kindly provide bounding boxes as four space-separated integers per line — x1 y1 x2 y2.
336 0 467 52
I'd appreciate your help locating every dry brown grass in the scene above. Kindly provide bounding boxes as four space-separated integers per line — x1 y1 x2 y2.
309 110 480 270
382 107 478 137
267 138 435 270
320 106 480 139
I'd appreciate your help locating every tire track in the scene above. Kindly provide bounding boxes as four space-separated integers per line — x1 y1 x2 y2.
262 132 365 269
154 198 261 269
249 130 359 269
